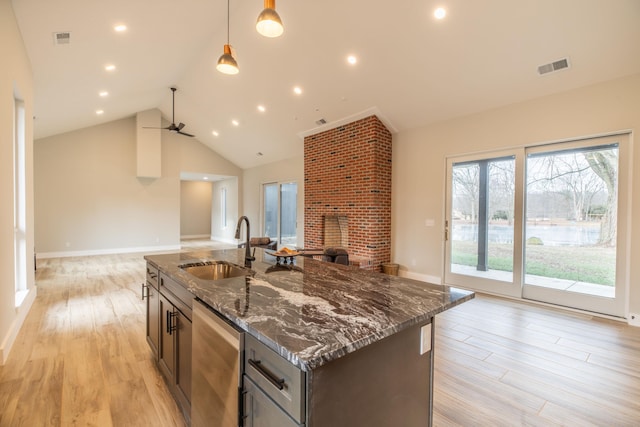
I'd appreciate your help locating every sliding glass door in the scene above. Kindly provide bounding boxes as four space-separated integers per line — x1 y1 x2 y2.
522 136 629 316
445 151 523 297
263 181 298 248
445 134 629 317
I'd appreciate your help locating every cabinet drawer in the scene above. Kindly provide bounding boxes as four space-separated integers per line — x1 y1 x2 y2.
244 334 305 423
159 273 193 318
244 376 303 427
146 263 159 289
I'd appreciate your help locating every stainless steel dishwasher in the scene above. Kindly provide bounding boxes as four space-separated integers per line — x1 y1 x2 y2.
192 299 244 427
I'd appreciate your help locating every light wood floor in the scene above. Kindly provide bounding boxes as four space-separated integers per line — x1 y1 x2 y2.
1 242 639 426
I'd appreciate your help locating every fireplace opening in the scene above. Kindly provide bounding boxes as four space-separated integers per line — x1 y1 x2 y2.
323 215 348 248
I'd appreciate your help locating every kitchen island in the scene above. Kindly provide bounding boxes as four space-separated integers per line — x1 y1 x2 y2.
144 248 473 426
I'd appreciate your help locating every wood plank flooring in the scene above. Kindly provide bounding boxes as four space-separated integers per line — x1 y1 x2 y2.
1 242 639 426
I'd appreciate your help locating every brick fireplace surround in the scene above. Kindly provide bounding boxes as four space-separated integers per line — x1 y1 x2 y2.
304 115 392 271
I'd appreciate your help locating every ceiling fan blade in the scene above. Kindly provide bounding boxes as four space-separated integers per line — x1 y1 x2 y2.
177 130 195 137
177 122 186 131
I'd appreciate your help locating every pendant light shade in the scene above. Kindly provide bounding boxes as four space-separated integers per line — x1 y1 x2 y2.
217 44 239 75
256 0 284 38
217 0 239 75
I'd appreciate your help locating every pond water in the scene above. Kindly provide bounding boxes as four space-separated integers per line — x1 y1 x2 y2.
452 223 601 246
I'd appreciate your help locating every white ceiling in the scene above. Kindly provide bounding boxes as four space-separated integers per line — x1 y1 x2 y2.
12 0 640 169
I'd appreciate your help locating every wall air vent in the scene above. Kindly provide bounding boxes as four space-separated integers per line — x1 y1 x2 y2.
537 57 570 75
315 118 327 126
53 32 71 45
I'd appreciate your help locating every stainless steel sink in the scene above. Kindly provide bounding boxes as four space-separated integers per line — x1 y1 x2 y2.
179 261 250 280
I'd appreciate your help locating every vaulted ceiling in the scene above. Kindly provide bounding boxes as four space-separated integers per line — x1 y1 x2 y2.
12 0 640 169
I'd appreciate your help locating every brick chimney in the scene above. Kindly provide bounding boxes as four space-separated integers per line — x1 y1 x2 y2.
304 115 392 271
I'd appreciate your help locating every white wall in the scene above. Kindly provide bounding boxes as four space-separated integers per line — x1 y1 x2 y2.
242 155 304 247
180 180 212 238
35 117 242 256
392 73 640 318
0 0 36 364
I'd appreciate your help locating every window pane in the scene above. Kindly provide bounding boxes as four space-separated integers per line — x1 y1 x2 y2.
450 157 515 282
280 183 297 246
264 184 278 239
524 144 618 297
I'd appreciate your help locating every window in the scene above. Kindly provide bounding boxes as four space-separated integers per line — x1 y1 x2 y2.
14 97 28 306
220 187 227 228
445 133 629 317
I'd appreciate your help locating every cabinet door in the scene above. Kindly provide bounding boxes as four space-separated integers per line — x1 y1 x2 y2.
175 309 192 411
145 281 160 359
158 293 175 382
244 376 302 427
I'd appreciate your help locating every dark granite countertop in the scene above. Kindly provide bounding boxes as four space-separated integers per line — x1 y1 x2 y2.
145 248 474 371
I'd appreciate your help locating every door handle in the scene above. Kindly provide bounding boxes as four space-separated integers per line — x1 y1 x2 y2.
166 310 178 335
141 283 148 300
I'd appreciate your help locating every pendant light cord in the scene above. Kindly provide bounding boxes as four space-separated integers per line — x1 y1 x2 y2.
226 0 230 44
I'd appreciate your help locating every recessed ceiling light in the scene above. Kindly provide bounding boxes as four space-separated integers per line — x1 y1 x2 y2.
203 177 209 180
114 24 127 32
257 105 266 112
293 86 302 95
96 110 104 115
99 91 109 97
231 119 239 126
212 130 219 137
105 64 116 71
347 55 357 65
434 7 446 19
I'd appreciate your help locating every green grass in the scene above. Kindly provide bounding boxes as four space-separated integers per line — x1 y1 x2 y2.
451 241 616 286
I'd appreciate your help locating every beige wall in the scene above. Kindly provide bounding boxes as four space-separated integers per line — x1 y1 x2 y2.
35 117 242 255
0 0 35 363
242 155 304 247
180 181 212 238
392 73 640 318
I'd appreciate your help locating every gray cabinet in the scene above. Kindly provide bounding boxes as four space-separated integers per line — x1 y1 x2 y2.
243 334 305 426
147 268 193 423
244 376 301 427
144 263 160 359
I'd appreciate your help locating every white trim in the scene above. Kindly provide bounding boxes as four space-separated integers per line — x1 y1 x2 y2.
211 236 238 245
297 106 398 139
629 314 640 327
181 234 210 240
37 244 181 259
1 287 36 365
399 270 442 285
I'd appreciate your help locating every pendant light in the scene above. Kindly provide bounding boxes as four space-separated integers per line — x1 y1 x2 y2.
256 0 284 38
217 0 239 75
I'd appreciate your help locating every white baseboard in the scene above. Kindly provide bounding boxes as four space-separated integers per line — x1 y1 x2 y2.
629 314 640 327
398 270 442 285
1 286 37 365
210 236 238 245
181 234 210 240
37 244 181 259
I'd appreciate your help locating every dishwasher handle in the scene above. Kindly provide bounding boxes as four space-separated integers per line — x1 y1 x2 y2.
248 359 285 390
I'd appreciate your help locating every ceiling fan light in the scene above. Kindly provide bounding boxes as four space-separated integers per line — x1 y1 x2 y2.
256 1 283 38
217 44 239 75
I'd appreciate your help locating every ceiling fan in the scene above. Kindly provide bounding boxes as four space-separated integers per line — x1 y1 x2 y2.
144 87 194 137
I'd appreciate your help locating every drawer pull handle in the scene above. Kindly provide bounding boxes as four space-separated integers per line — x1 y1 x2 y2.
248 359 285 390
141 283 147 300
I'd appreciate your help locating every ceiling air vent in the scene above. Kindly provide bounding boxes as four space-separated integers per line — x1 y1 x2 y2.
315 118 327 126
53 32 71 45
537 57 570 76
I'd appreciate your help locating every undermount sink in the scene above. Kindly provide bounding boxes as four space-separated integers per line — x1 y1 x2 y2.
179 261 250 280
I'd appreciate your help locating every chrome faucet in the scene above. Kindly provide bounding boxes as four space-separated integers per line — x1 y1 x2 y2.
235 216 255 267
